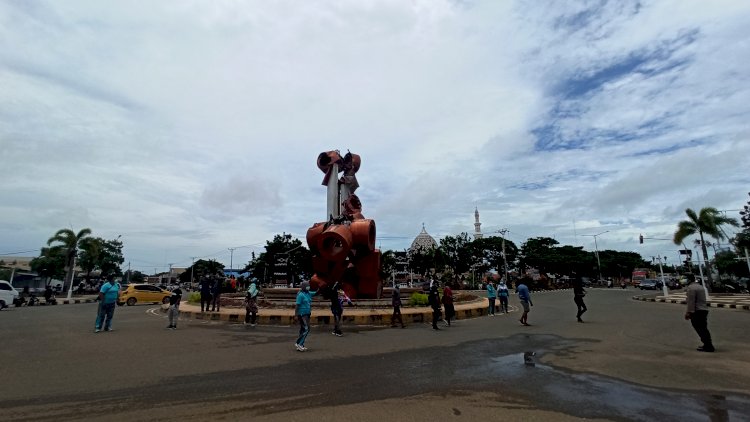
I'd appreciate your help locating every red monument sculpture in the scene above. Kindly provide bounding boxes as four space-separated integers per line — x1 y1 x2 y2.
306 151 382 299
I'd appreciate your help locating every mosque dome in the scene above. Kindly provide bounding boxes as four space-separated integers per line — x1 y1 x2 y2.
409 225 438 253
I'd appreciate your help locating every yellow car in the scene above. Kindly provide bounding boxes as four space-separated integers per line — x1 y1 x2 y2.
117 284 171 306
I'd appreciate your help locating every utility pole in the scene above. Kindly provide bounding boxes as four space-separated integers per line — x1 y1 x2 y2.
168 263 175 284
66 254 77 300
582 231 609 283
190 257 196 288
652 256 669 297
497 229 511 284
228 248 236 273
126 262 131 283
692 248 711 301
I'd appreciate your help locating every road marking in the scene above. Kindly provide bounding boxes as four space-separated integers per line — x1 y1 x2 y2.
146 307 162 317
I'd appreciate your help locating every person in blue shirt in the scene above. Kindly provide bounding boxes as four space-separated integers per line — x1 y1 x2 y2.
517 277 533 326
486 281 497 316
294 281 317 352
95 276 121 333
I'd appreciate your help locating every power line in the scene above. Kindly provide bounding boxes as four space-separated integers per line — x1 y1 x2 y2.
0 249 41 256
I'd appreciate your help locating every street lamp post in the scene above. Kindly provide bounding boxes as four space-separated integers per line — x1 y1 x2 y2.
582 231 609 284
652 256 669 297
228 248 236 273
692 246 711 301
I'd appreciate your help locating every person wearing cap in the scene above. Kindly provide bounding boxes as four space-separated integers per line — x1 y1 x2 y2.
166 286 182 330
685 274 714 352
329 282 353 337
294 281 317 351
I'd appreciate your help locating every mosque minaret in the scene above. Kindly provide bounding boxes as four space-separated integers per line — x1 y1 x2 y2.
474 207 483 240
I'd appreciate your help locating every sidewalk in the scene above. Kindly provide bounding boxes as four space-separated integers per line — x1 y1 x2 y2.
632 292 750 310
168 296 499 326
16 295 98 307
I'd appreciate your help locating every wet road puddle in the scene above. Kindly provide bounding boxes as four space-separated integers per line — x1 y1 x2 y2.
480 351 750 421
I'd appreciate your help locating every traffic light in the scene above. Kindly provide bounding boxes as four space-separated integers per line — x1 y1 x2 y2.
639 234 643 244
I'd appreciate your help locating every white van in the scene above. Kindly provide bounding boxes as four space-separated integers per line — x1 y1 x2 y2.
0 280 20 309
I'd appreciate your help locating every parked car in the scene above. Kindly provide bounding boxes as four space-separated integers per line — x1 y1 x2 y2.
0 280 20 310
117 284 171 306
639 279 659 290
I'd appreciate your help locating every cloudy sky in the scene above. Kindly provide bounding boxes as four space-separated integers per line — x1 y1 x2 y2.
1 0 748 273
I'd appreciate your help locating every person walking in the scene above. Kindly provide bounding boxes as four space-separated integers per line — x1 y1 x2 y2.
95 276 120 333
572 274 587 322
497 280 509 314
442 283 455 326
211 277 222 312
390 283 406 328
199 277 212 312
294 281 317 351
517 277 533 326
244 278 259 326
167 286 182 330
486 281 497 316
428 282 442 330
685 274 714 352
329 282 353 337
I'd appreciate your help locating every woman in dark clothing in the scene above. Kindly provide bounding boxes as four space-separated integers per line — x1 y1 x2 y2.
390 284 406 328
441 284 454 326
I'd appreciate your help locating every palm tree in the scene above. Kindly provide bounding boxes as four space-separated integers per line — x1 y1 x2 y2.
78 237 103 284
48 228 92 299
673 208 738 287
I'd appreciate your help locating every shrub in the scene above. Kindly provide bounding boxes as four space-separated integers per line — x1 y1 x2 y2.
409 292 429 306
188 292 201 304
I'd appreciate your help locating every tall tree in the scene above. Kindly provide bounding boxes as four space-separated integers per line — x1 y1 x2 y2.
471 236 519 276
408 246 437 276
379 249 397 281
673 207 739 286
733 192 750 251
97 237 124 277
243 234 311 286
78 237 103 283
29 247 67 285
437 233 474 280
47 228 92 298
179 259 225 284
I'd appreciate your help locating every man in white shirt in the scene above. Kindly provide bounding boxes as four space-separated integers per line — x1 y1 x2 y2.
684 274 714 352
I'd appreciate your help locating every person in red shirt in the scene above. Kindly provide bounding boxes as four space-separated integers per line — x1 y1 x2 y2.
442 284 455 327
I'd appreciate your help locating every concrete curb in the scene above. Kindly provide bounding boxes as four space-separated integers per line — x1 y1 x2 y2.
631 295 750 311
162 289 575 326
163 299 514 327
161 289 572 326
17 297 97 307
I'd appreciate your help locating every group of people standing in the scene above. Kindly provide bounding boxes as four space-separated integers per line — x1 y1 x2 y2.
426 280 455 330
199 277 224 312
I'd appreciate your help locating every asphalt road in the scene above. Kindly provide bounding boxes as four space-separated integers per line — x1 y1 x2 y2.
1 289 749 421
